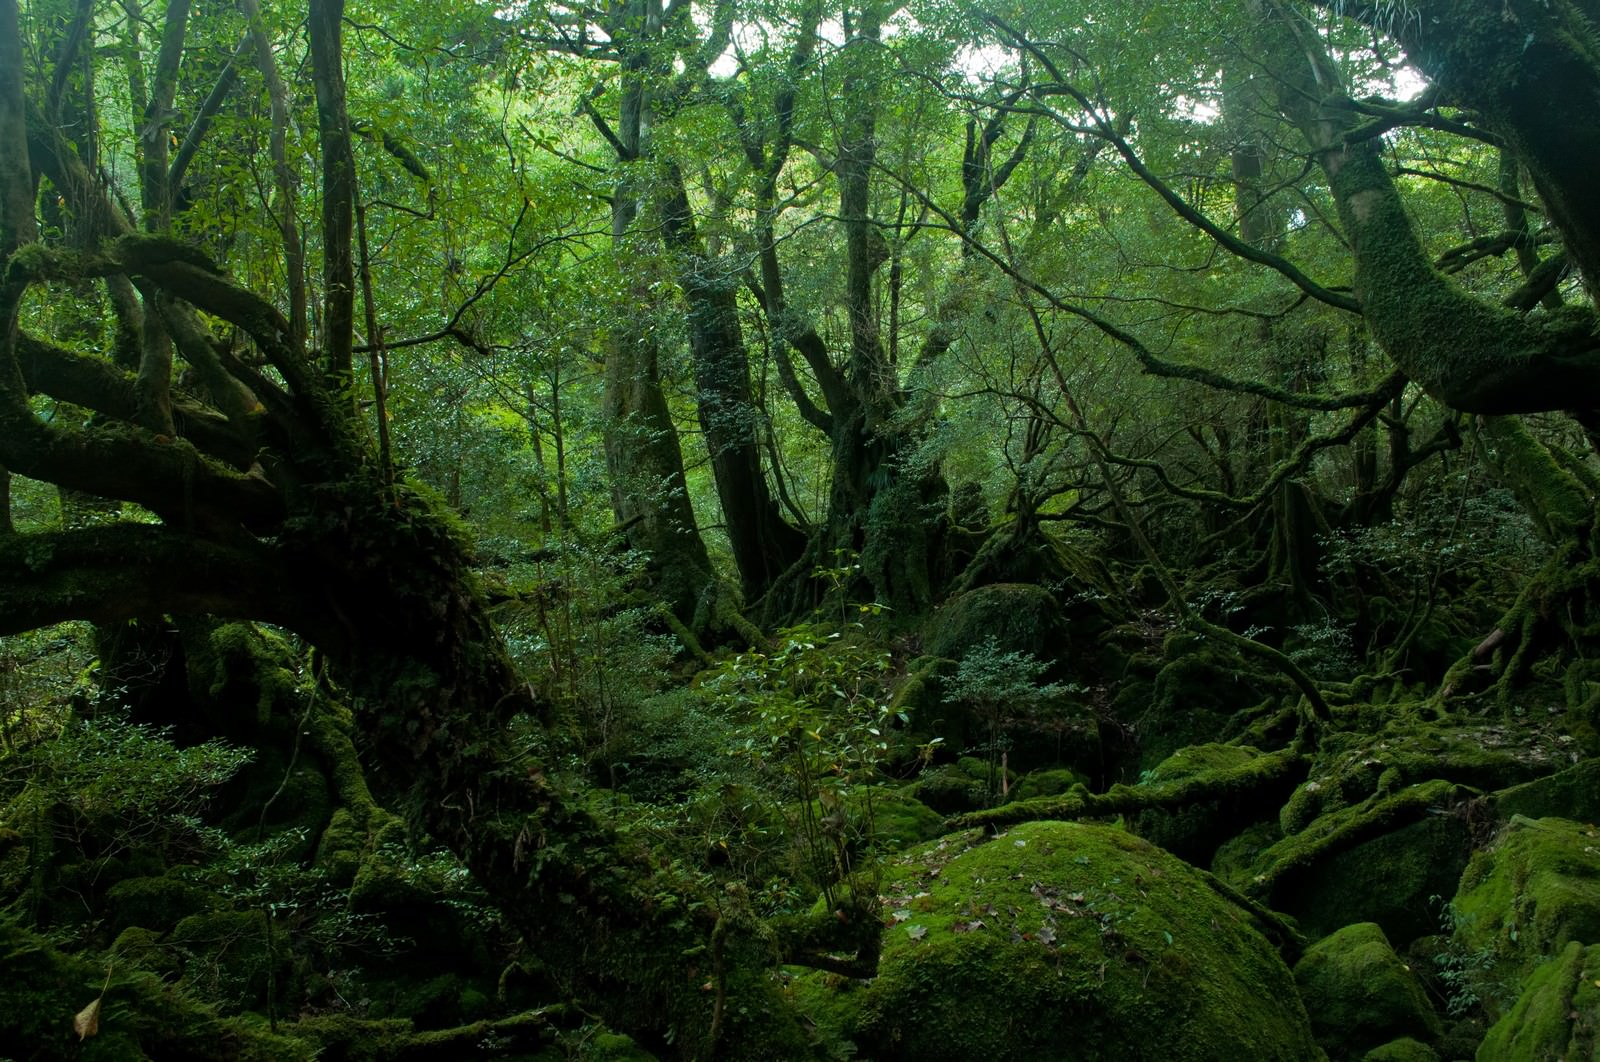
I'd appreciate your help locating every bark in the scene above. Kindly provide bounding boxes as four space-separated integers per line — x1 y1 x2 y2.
1327 0 1600 295
658 165 806 601
594 0 714 626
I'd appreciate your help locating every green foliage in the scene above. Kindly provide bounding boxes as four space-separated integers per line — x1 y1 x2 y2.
2 715 251 868
948 637 1081 805
703 620 896 907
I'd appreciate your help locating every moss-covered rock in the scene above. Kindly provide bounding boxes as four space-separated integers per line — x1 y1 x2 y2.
906 762 987 815
105 874 211 934
1286 814 1471 947
1280 721 1565 837
1474 940 1600 1061
1363 1038 1440 1062
1292 922 1442 1060
923 583 1063 662
1136 744 1298 864
846 821 1323 1061
1230 779 1472 946
1012 767 1088 802
868 790 947 851
1123 645 1271 772
1452 815 1600 995
1492 757 1600 824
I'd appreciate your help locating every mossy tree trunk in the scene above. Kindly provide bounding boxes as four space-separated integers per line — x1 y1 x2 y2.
1264 0 1600 695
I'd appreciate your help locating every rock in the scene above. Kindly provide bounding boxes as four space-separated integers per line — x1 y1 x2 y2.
1363 1038 1440 1062
847 821 1323 1061
1452 816 1600 996
1474 941 1600 1061
1292 922 1442 1060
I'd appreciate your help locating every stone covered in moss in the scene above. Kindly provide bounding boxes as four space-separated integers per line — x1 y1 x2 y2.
1452 816 1600 1000
1292 922 1442 1060
922 583 1063 661
1474 940 1600 1061
1492 758 1600 824
1363 1038 1440 1062
1137 744 1296 864
1121 644 1272 772
906 762 987 815
1281 815 1470 947
1280 721 1562 837
849 821 1323 1061
1012 767 1088 802
106 874 211 933
867 790 947 851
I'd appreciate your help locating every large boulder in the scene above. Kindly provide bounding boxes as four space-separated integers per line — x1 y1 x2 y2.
843 821 1323 1061
1452 812 1600 1023
1292 922 1442 1060
1453 816 1600 994
1474 940 1600 1061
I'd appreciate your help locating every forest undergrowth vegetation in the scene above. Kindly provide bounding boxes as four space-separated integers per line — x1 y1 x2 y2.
8 0 1600 1057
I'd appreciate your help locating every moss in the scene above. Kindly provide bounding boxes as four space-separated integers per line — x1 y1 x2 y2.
1011 767 1088 802
1474 941 1600 1061
105 874 211 934
1245 790 1472 945
1452 816 1600 994
168 909 288 1011
582 1030 658 1060
1292 922 1442 1060
1492 758 1600 823
0 913 309 1061
922 583 1063 661
1136 744 1297 864
1362 1038 1440 1062
866 790 946 851
848 821 1323 1061
1279 720 1563 837
1132 649 1269 771
906 763 987 815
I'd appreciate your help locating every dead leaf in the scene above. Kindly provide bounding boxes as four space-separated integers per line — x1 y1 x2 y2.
906 924 927 940
73 998 100 1041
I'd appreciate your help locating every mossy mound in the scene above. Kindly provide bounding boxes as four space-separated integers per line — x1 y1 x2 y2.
1452 815 1600 991
1492 757 1600 823
1363 1038 1440 1062
1121 644 1271 771
1012 767 1088 802
1474 940 1600 1061
1292 922 1442 1060
868 790 947 851
1277 815 1471 946
1136 744 1297 864
922 583 1063 661
905 762 987 815
105 874 212 934
848 821 1323 1061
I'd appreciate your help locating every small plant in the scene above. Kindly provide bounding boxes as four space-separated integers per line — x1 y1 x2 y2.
948 638 1079 806
704 620 896 908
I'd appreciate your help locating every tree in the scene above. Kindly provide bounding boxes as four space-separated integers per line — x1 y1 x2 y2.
0 0 832 1053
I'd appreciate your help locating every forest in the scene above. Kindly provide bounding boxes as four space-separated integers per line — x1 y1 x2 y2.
3 0 1600 1058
